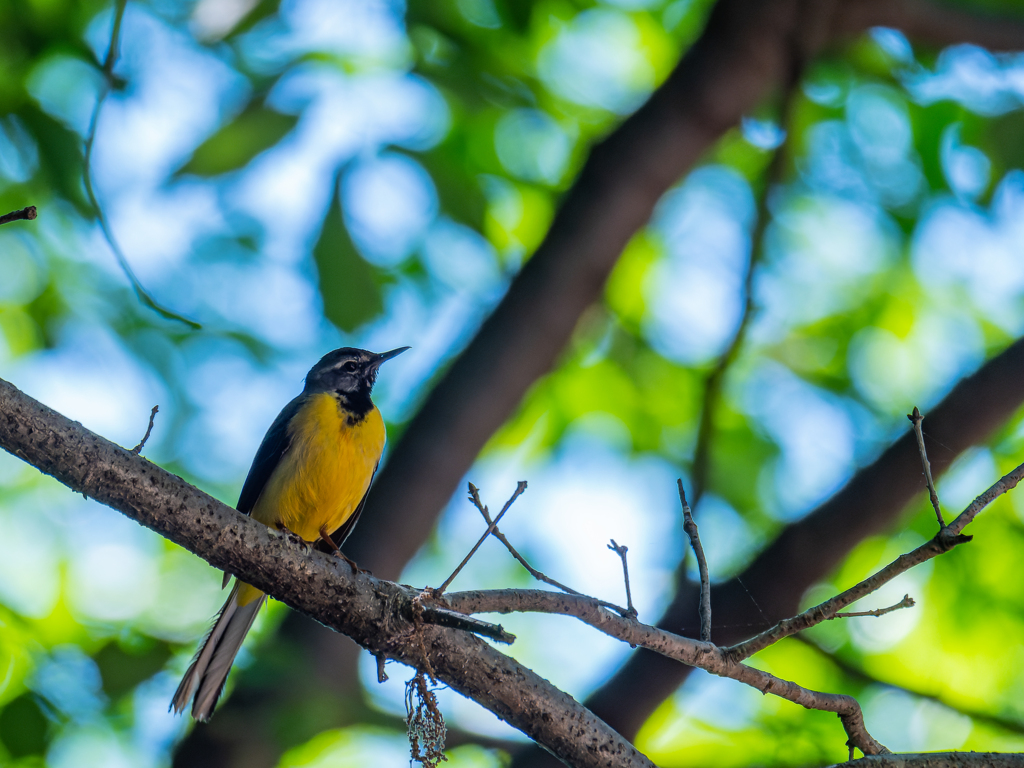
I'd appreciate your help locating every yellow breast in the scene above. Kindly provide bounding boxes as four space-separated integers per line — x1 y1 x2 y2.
251 393 385 542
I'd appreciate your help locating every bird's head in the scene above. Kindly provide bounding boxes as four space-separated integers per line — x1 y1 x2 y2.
304 346 409 397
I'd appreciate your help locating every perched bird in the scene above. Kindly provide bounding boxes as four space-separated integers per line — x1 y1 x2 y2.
171 346 408 721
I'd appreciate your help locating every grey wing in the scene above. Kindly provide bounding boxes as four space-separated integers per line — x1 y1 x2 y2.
223 395 302 588
236 395 304 515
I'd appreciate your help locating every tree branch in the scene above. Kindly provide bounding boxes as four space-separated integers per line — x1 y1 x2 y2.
0 206 37 226
181 0 1024 760
795 634 1024 739
834 0 1024 52
0 376 653 768
444 589 888 755
909 407 944 528
827 754 1024 768
578 333 1024 747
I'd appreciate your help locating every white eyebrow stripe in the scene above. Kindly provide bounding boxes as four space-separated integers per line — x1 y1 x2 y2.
327 359 359 371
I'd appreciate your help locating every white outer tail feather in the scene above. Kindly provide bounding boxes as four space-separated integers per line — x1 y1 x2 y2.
170 583 266 722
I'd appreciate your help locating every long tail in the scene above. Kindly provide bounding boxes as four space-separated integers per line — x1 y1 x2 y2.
170 582 266 722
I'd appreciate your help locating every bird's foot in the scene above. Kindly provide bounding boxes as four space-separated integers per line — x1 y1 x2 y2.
276 524 312 551
319 525 366 575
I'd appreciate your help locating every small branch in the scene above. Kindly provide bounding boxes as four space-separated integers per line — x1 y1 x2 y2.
410 602 515 645
725 532 966 661
796 634 1024 738
909 407 944 527
948 460 1024 535
725 460 1024 660
607 540 637 617
445 588 888 755
679 480 712 642
0 206 37 226
436 482 527 594
833 594 915 620
826 753 1024 768
131 405 159 454
467 483 633 616
689 58 802 505
83 0 199 329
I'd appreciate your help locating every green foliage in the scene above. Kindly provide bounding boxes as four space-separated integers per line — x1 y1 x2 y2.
3 0 1024 765
312 179 385 332
0 693 49 759
178 100 298 177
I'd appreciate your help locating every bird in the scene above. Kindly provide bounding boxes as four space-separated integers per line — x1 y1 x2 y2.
170 345 409 722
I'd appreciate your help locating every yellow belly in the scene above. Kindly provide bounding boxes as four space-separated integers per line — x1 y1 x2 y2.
251 393 385 543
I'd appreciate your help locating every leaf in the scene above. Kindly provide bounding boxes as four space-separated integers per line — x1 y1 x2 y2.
178 100 297 176
17 104 88 213
312 180 383 332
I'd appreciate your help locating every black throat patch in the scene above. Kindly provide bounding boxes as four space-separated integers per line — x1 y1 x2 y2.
334 389 373 424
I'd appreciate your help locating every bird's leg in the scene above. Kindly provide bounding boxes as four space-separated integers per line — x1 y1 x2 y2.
319 524 360 574
276 523 313 551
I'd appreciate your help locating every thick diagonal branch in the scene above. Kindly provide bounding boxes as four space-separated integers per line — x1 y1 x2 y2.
196 0 1024 761
0 377 653 768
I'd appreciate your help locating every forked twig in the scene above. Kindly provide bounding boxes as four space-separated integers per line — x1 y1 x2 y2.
436 482 527 594
679 480 712 642
466 483 633 616
726 460 1024 661
909 406 944 527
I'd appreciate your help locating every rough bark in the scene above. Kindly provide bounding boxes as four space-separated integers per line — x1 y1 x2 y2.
0 376 654 768
574 334 1024 748
173 0 1024 763
828 755 1024 768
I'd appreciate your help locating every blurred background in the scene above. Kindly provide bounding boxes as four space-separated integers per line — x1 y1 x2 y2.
2 0 1024 766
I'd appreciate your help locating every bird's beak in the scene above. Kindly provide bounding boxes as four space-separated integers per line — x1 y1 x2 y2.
371 347 410 367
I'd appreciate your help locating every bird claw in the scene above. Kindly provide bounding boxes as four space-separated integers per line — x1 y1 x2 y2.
276 524 312 551
318 525 365 574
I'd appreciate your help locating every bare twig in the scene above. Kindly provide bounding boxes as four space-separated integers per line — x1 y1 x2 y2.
446 588 888 755
131 405 159 454
376 653 389 683
948 460 1024 535
436 482 527 594
833 594 915 619
679 480 712 642
690 60 802 504
726 460 1024 661
466 483 633 616
410 602 515 645
0 206 37 226
607 540 636 617
909 407 944 527
83 0 199 329
724 532 966 661
583 336 1024 747
795 633 1024 738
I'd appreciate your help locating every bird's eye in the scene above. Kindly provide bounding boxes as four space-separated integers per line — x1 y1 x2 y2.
342 361 358 373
